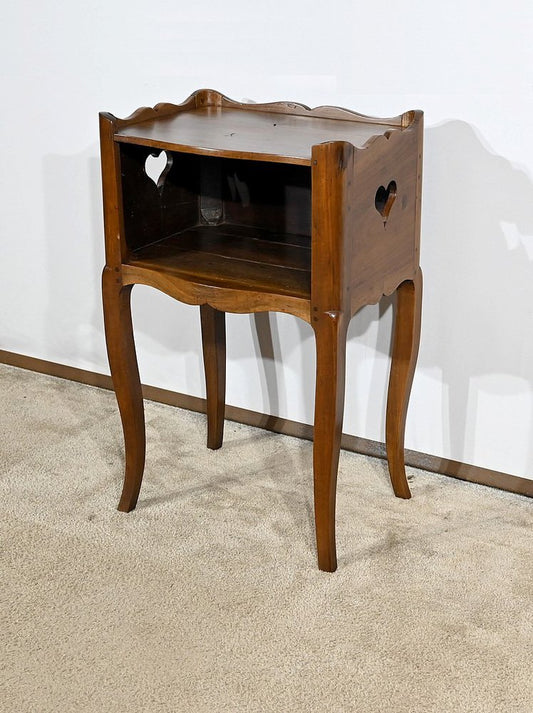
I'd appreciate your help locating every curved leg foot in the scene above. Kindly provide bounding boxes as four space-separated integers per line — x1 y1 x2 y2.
313 312 348 572
200 304 226 450
102 267 145 512
385 268 423 499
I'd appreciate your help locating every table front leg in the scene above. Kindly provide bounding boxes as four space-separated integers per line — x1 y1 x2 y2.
200 304 226 450
385 268 423 499
313 311 348 572
102 267 146 512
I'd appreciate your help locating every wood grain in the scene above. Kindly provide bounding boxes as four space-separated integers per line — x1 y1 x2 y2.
101 268 145 512
310 141 352 571
313 311 349 572
114 106 407 166
200 305 226 450
126 226 311 302
121 264 312 322
386 269 423 498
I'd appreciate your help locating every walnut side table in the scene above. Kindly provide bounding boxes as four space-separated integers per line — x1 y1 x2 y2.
99 89 423 571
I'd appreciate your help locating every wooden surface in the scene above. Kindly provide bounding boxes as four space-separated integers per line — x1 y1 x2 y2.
347 120 423 313
127 225 311 300
200 305 226 450
101 268 145 512
115 105 403 166
386 269 423 498
100 89 424 571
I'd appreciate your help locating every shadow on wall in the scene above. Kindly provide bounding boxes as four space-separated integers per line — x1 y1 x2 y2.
43 150 106 369
420 120 533 472
252 120 533 475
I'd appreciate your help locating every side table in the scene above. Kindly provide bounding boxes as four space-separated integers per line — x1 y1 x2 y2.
99 89 423 571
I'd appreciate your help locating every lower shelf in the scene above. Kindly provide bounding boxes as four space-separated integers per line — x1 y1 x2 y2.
126 223 311 300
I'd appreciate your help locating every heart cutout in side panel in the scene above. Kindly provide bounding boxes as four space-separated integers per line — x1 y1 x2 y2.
144 150 173 190
374 180 397 223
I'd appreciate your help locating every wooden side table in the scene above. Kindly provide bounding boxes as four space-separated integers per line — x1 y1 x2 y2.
99 89 423 571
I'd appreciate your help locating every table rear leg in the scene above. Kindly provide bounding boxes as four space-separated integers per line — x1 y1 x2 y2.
385 268 423 498
200 304 226 450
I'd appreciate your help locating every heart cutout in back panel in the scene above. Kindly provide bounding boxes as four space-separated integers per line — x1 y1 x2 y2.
374 180 397 224
144 150 173 190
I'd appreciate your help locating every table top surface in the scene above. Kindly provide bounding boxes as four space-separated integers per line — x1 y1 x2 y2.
114 105 403 165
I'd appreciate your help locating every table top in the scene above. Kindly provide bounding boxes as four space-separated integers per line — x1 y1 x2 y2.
114 104 405 166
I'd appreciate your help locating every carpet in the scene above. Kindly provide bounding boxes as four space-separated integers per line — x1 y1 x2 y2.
1 364 532 712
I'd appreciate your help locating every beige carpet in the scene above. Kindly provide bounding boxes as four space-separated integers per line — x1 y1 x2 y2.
1 363 532 712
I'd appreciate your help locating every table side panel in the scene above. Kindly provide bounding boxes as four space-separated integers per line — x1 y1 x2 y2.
347 124 422 313
121 263 311 322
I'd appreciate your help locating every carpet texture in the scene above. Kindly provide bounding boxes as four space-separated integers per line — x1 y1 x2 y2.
1 364 532 712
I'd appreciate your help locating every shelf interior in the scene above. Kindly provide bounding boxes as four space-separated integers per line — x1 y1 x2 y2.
119 144 312 300
127 224 311 299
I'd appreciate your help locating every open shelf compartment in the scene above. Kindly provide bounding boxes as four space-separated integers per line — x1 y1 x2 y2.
120 143 312 299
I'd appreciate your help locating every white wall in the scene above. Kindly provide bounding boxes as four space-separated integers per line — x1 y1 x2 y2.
2 1 532 478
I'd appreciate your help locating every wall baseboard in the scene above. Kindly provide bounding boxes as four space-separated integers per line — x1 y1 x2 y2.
2 349 531 498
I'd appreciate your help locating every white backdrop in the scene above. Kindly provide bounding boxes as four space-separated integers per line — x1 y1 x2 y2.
2 1 532 479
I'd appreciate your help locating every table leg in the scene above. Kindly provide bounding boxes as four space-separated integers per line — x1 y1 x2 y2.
102 267 145 512
313 311 348 572
385 268 423 498
200 304 226 450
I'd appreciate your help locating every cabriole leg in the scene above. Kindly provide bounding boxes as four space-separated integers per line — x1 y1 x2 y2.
313 311 348 572
385 268 423 499
102 267 145 512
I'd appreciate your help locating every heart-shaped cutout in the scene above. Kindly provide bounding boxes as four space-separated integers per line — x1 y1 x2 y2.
144 150 173 190
375 180 397 224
